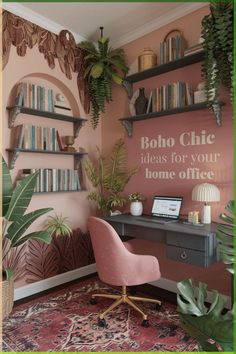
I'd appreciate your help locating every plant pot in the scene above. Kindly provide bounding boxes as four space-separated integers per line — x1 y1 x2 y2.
130 201 143 216
2 276 14 319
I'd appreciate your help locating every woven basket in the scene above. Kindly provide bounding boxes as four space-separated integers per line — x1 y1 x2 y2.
2 277 14 319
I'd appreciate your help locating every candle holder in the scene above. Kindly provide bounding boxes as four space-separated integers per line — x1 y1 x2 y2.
63 135 76 152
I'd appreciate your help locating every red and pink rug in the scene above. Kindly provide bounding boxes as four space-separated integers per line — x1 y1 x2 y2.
3 278 197 352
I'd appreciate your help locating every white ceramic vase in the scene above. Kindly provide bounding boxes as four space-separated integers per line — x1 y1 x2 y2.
130 201 143 216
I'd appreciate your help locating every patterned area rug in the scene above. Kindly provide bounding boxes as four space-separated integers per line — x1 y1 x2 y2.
3 278 197 352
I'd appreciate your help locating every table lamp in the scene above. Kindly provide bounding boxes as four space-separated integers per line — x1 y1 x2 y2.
192 183 220 224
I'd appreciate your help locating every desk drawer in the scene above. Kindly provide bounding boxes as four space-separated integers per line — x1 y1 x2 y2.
167 245 206 267
167 231 205 251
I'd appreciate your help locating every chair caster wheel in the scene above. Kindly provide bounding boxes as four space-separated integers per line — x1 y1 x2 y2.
90 297 97 305
98 318 107 327
155 303 162 311
141 319 149 328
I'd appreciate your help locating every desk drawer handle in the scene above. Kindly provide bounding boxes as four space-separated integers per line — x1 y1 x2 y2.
180 251 188 260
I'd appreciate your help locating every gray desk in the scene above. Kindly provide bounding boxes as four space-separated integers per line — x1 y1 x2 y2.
104 214 217 267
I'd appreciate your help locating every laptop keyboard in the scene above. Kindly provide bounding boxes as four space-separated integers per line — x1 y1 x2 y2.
135 216 173 224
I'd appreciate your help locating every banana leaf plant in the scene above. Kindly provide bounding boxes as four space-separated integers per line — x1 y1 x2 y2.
216 200 234 274
79 33 129 129
177 279 234 351
1 156 53 280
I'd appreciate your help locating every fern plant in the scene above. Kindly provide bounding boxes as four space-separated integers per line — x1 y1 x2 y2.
201 0 233 125
80 35 129 128
83 138 138 216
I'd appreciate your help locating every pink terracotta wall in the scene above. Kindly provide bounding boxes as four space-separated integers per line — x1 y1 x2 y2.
3 45 101 233
101 5 233 296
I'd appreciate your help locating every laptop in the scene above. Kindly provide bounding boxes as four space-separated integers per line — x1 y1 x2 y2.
136 196 183 224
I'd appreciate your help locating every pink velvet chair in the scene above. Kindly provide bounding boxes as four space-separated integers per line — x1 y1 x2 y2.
88 216 162 327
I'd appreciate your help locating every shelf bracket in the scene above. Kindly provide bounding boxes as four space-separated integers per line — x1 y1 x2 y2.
122 80 133 98
212 102 222 126
121 119 133 137
8 106 21 128
74 120 86 138
8 150 20 169
74 154 83 170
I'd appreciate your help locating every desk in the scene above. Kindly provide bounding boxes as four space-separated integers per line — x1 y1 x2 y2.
104 214 217 267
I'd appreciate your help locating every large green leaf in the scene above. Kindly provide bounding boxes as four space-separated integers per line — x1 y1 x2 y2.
5 172 39 221
7 208 53 246
1 156 13 216
12 230 52 247
177 278 234 351
3 268 14 281
216 199 234 274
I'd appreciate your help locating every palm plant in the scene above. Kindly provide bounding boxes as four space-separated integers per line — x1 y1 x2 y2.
201 0 233 125
80 31 129 128
83 138 138 216
1 157 53 280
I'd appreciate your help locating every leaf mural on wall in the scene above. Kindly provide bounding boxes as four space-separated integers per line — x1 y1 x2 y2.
25 240 59 283
2 10 89 114
53 229 95 273
2 238 27 281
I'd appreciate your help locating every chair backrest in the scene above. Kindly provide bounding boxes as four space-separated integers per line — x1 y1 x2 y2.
88 216 132 285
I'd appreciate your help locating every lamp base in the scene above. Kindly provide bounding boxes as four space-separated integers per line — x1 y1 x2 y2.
201 205 211 224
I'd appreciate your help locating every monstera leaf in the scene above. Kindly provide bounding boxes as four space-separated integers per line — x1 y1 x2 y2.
217 200 234 274
177 279 234 351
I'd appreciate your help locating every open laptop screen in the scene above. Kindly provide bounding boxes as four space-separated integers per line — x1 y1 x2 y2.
151 196 183 219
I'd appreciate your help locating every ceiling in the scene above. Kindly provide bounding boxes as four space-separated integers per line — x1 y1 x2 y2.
3 2 206 47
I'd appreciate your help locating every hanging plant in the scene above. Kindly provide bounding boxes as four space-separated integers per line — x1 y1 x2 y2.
201 1 233 126
79 28 129 128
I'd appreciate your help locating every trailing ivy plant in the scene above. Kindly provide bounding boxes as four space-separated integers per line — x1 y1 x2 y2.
80 33 129 129
83 138 138 216
201 1 233 126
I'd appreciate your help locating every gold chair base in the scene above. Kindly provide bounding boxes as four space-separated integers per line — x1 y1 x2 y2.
91 285 162 321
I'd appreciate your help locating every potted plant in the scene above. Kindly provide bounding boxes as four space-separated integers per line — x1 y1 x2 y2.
128 192 146 216
1 157 53 318
177 200 235 351
201 0 233 126
79 28 129 129
83 138 138 216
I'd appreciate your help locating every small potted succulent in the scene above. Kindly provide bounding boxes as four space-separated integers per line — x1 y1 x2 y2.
128 192 146 216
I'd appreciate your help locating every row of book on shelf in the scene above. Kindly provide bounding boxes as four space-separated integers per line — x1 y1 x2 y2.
13 124 63 151
19 169 81 193
15 82 72 116
146 81 194 114
160 35 187 64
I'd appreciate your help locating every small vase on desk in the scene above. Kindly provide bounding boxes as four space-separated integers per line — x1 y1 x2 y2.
130 201 143 216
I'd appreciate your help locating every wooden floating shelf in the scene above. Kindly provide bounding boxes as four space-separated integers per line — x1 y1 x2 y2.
125 51 205 84
6 105 87 138
6 148 87 169
120 102 225 137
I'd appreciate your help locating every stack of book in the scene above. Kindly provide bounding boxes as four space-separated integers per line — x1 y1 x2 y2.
20 169 81 193
13 124 63 151
184 43 203 56
54 100 72 116
15 82 54 112
147 81 194 113
160 35 187 64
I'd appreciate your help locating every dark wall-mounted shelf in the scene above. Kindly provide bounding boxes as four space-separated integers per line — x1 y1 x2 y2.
125 51 205 84
120 102 225 137
6 148 87 169
34 189 86 195
6 106 87 138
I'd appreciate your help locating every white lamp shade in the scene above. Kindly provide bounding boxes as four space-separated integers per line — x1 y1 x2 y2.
192 183 220 202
